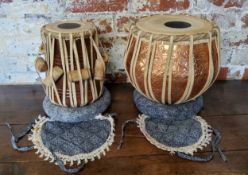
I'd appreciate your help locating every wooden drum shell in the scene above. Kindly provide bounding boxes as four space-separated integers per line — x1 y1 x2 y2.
40 21 105 107
124 15 220 104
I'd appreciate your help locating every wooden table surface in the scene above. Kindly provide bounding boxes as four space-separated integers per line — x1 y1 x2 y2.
0 81 248 175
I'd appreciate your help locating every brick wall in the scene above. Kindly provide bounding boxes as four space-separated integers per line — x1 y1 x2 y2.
0 0 247 84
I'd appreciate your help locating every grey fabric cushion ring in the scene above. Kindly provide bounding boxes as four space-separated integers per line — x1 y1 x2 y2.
43 88 111 122
133 90 203 120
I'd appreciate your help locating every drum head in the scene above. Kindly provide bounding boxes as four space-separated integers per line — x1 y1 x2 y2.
136 15 213 35
44 20 95 34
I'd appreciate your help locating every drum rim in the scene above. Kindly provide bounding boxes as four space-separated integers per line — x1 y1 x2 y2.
136 15 214 36
43 20 96 34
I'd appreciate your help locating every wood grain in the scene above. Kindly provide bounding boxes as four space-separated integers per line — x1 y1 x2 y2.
0 81 248 175
0 151 248 175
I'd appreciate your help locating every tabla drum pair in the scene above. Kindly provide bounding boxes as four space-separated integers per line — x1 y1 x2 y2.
124 15 220 104
36 15 221 107
35 20 107 107
7 16 225 175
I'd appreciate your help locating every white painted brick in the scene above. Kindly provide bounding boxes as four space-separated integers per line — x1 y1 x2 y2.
209 11 238 30
226 65 244 80
0 72 39 84
221 30 248 48
220 48 233 65
106 37 126 72
0 0 248 83
230 48 248 65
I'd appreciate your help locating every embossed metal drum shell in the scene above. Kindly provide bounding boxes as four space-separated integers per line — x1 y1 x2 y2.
124 15 220 104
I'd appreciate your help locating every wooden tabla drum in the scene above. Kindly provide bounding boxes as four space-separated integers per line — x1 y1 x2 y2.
124 15 220 104
35 21 107 107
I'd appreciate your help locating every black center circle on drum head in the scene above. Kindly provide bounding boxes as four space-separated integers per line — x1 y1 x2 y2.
164 21 191 28
58 23 81 29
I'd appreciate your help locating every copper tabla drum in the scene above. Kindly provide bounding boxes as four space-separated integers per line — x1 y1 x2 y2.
124 15 220 104
35 20 107 107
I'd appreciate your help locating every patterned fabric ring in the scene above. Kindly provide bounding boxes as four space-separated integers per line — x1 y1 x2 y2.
133 90 203 120
43 87 111 122
29 115 115 166
137 114 212 155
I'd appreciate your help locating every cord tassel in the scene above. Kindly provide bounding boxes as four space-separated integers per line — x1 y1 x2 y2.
176 128 227 162
212 129 227 162
52 152 85 174
117 119 137 150
5 119 35 152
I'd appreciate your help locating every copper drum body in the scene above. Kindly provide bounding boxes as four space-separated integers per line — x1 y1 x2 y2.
39 21 106 107
124 15 220 104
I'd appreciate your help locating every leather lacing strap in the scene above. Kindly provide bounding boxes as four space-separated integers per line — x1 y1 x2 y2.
176 128 227 162
118 119 227 162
